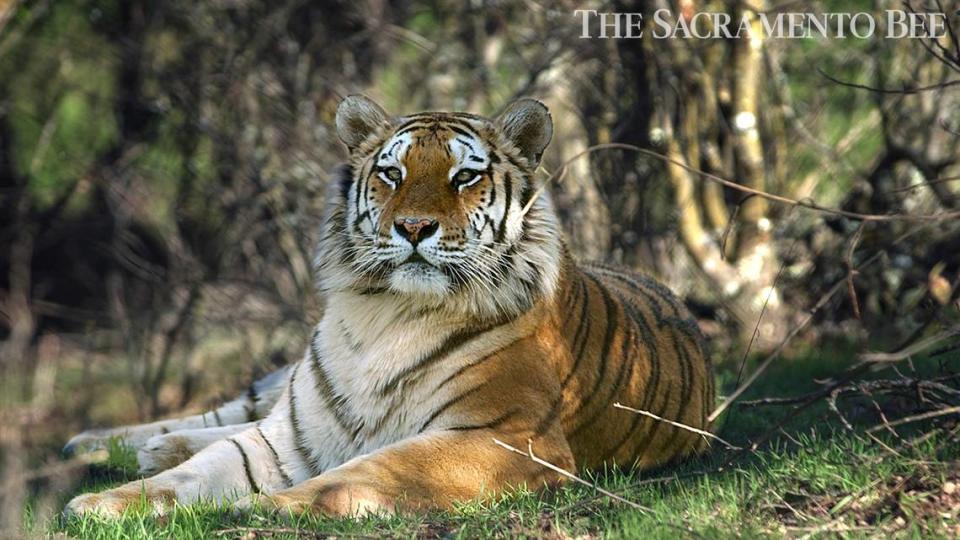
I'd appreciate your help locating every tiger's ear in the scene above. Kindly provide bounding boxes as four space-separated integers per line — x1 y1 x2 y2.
336 95 391 152
495 98 553 167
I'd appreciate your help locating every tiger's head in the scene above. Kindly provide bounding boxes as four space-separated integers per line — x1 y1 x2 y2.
316 95 564 319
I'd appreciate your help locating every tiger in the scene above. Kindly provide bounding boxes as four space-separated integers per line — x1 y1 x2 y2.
64 95 715 518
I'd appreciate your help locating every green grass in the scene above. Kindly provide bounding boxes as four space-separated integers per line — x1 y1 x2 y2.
36 348 960 538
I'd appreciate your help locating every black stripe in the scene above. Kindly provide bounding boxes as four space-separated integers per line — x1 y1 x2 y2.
287 363 320 476
604 294 662 460
447 111 486 121
534 394 565 436
228 438 262 494
435 116 484 137
353 209 371 230
495 172 513 243
629 323 686 462
337 164 354 200
353 155 368 219
487 173 497 205
394 117 432 133
245 384 259 422
433 341 515 390
658 336 694 458
519 181 534 209
257 427 292 488
446 124 474 139
213 408 223 426
394 124 428 138
356 286 388 295
399 114 485 139
418 382 487 433
503 151 525 171
455 137 478 153
449 409 518 431
561 273 584 327
596 268 707 362
379 314 515 396
570 305 635 438
308 334 361 439
569 273 619 419
561 273 592 386
591 265 685 320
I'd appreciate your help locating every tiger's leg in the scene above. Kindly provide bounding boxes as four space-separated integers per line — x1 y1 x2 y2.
244 427 574 517
137 422 257 475
244 340 574 517
64 420 296 518
63 365 290 456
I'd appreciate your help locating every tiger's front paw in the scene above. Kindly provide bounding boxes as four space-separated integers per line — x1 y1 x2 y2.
138 434 196 475
234 492 310 517
237 483 395 517
62 430 112 458
64 485 176 518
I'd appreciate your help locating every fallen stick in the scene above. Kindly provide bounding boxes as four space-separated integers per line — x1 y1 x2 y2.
866 405 960 434
613 402 742 451
492 438 653 514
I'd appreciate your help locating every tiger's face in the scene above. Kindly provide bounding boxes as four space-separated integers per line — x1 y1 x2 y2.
317 96 563 318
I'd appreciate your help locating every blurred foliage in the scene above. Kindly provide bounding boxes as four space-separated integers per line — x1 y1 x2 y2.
0 0 957 434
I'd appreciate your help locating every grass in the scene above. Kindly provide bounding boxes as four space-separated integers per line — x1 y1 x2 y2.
29 347 960 538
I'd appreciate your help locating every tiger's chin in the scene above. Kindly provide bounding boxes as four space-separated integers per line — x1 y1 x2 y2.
388 262 451 298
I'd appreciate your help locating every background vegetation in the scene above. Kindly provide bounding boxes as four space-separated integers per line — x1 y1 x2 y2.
0 0 958 537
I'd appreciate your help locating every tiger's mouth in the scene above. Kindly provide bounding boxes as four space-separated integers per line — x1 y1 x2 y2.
388 252 450 296
401 252 432 266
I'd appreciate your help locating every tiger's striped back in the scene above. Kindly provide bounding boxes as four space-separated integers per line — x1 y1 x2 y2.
547 259 714 470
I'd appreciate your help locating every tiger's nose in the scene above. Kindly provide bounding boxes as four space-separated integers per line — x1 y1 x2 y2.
394 217 439 245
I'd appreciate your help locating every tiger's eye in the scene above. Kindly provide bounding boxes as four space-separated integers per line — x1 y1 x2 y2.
384 167 402 182
453 169 478 186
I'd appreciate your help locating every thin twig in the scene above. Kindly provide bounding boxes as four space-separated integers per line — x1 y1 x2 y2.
886 175 960 194
492 438 654 513
816 67 960 94
613 403 742 451
709 275 850 423
866 405 960 434
859 327 960 363
844 222 865 319
719 200 744 261
521 142 960 222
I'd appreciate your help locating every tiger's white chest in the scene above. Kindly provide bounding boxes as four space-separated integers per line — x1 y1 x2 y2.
284 290 531 476
313 294 463 446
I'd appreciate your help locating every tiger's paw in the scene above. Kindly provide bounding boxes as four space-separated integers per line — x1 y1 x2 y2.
62 429 113 458
236 484 395 517
63 485 176 518
137 434 196 475
234 492 310 517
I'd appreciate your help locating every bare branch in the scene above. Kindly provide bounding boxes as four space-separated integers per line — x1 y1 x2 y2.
816 67 960 94
858 327 960 363
523 142 960 223
866 405 960 434
613 403 742 450
492 438 653 513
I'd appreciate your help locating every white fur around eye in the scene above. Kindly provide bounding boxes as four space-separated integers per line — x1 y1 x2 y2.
454 171 482 190
375 132 413 189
